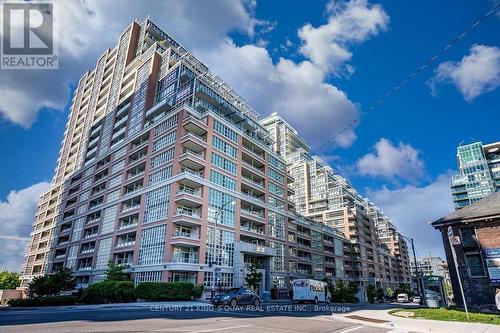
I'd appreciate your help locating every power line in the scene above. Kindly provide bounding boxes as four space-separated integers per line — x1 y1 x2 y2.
316 3 500 153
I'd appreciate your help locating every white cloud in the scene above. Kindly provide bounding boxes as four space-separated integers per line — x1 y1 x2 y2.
201 39 359 147
298 0 389 74
430 44 500 101
357 138 425 182
0 182 50 272
367 173 455 257
0 0 389 149
0 0 260 127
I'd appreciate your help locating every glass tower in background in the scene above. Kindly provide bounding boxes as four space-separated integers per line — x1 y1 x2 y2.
451 141 500 209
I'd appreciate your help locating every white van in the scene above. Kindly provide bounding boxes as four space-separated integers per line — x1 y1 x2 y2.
292 279 331 304
397 293 409 303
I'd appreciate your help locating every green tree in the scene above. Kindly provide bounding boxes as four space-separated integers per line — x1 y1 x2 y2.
386 287 394 298
366 284 376 303
27 268 75 297
105 261 129 281
0 271 20 289
244 263 262 292
27 275 49 297
345 281 359 303
395 283 412 296
376 288 384 302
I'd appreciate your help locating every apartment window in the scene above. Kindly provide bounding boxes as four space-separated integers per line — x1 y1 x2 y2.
212 136 237 158
155 114 179 136
152 130 176 152
95 237 112 269
101 205 118 235
269 154 285 170
208 188 235 227
71 218 84 242
134 271 162 285
148 166 173 185
211 153 236 175
144 185 170 224
151 148 174 169
114 146 127 159
109 175 122 189
270 241 285 271
213 120 238 143
82 178 92 190
112 160 126 174
209 170 236 191
268 196 285 209
204 272 234 289
138 224 166 265
107 190 120 203
205 227 235 267
268 211 285 240
269 183 285 196
268 168 285 183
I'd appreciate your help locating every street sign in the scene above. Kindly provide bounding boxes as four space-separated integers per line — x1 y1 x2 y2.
450 236 461 245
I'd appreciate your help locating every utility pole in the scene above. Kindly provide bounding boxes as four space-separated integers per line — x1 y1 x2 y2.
447 226 470 322
401 235 423 304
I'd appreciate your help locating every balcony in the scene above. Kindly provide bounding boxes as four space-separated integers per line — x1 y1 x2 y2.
240 206 265 223
242 143 265 162
173 206 202 226
171 230 201 246
179 148 205 170
241 169 265 189
180 131 207 152
175 186 203 207
241 159 265 176
183 115 208 136
172 254 199 264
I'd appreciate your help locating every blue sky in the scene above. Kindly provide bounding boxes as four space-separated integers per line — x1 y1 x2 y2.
0 0 499 269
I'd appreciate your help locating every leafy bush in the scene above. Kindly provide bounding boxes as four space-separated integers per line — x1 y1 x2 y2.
81 280 135 304
8 296 77 307
0 271 20 289
330 280 360 303
135 282 203 301
27 268 75 297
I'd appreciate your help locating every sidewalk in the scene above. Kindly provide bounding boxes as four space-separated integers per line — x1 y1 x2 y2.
331 307 500 333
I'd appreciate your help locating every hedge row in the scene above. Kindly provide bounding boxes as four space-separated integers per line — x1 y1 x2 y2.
81 280 135 304
8 296 77 307
135 282 203 301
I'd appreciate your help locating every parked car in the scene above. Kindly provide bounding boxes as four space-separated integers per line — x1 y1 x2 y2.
412 296 421 303
397 293 409 303
211 287 261 307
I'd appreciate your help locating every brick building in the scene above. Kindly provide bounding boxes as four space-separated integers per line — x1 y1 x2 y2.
431 192 500 310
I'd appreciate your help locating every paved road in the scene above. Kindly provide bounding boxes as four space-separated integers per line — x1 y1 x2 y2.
0 303 414 333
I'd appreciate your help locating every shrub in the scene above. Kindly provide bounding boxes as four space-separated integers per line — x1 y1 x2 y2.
81 280 135 304
135 282 203 301
8 296 77 307
27 268 75 297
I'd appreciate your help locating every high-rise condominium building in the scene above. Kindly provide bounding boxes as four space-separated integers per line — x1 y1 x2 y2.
451 141 500 209
261 115 411 290
21 19 350 295
260 113 310 159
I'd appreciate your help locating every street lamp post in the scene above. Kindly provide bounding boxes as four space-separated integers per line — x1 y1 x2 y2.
210 200 235 300
401 235 423 305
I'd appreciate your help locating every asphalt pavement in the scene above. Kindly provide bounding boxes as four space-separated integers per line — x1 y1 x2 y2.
0 303 414 333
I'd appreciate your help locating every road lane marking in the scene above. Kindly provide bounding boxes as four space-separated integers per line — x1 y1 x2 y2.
337 325 365 333
190 324 253 333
